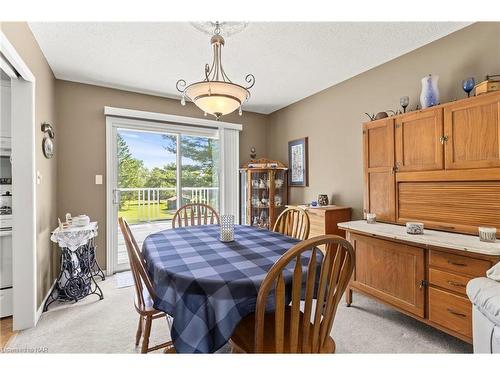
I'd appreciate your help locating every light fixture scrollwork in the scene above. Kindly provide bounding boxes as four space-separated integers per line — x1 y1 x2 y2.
176 21 255 120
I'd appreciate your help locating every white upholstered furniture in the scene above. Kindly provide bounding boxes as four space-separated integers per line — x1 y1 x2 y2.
467 277 500 353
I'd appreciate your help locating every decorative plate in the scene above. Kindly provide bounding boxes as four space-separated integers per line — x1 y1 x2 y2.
42 136 54 159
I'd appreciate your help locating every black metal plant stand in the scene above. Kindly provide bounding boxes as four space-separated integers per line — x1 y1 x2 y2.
43 237 104 312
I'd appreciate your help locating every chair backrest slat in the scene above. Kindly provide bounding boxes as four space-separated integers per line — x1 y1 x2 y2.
289 254 303 352
310 248 332 352
320 244 348 344
301 247 317 353
254 235 355 353
172 203 220 228
273 206 310 241
118 217 158 311
274 273 286 353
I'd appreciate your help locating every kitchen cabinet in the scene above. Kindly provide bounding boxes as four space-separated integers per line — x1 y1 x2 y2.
444 93 500 169
395 108 443 172
363 118 395 222
342 222 500 343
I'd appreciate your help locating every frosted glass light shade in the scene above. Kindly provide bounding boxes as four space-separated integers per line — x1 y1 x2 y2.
185 81 249 117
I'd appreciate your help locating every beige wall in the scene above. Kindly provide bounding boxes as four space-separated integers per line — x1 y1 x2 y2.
1 22 58 306
267 22 500 220
55 80 268 268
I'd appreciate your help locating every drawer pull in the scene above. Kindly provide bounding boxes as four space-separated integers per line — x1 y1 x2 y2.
447 260 467 267
447 308 467 318
447 280 466 288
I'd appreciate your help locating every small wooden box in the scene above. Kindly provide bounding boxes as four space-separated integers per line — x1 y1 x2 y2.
474 80 500 95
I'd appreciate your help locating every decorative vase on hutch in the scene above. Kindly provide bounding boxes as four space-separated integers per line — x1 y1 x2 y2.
420 74 440 109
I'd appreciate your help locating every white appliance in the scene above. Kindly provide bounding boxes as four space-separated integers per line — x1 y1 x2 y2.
0 220 13 318
0 141 13 318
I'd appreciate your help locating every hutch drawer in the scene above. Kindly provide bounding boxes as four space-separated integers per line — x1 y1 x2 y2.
428 287 472 338
428 268 471 296
429 250 491 276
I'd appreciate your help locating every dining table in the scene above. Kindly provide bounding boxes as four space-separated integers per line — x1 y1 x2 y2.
142 224 321 353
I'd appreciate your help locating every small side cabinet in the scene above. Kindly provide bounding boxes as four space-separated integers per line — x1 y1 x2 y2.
306 205 351 238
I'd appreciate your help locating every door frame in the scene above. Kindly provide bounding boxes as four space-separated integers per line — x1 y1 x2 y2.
105 110 241 275
1 31 38 330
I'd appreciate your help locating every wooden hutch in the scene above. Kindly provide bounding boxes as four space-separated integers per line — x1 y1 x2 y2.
342 90 500 344
240 158 288 229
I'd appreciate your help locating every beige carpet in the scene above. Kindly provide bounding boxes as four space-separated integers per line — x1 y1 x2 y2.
7 275 472 353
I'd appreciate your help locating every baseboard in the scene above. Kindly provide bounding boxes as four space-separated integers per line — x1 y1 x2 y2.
35 279 57 324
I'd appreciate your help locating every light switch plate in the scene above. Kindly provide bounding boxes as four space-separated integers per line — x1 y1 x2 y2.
95 174 103 185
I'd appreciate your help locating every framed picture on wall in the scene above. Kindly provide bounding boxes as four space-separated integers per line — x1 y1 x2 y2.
288 137 308 187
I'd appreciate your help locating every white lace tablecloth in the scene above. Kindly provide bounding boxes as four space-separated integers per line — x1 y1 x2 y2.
50 222 98 251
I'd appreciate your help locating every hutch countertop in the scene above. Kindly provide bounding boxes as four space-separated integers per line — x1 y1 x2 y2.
338 220 500 256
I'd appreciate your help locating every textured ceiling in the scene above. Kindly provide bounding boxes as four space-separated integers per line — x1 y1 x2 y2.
29 22 471 114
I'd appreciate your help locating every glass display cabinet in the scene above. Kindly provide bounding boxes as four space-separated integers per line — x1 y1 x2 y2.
240 158 288 229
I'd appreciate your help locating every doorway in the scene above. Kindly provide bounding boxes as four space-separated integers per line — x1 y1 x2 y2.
1 31 37 330
106 116 220 274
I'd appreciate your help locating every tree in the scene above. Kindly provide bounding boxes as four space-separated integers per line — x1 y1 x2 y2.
117 133 148 206
162 134 218 186
144 163 177 188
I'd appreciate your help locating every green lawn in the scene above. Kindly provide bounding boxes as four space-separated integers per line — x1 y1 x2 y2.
118 199 175 224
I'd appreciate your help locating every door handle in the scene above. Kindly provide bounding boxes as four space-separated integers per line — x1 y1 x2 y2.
439 135 449 145
112 189 120 205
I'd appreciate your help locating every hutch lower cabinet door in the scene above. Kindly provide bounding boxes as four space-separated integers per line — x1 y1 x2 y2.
363 119 396 222
348 233 425 318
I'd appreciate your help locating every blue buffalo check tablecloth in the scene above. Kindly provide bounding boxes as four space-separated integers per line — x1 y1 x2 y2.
142 224 321 353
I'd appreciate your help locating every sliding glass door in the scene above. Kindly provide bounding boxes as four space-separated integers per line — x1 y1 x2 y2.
180 134 219 210
108 119 219 273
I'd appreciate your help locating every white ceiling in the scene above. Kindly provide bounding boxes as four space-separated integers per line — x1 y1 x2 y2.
29 22 471 114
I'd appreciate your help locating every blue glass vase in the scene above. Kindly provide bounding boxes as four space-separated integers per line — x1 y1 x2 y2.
462 77 475 97
420 74 440 109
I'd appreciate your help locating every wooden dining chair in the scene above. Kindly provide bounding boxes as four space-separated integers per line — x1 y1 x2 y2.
118 217 174 353
172 203 220 228
273 206 310 240
229 235 355 353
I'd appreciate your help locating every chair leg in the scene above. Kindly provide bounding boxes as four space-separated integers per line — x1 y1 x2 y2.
345 288 352 307
135 316 143 346
141 316 152 354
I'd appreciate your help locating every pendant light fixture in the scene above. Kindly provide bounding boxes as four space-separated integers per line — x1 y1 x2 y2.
176 22 255 120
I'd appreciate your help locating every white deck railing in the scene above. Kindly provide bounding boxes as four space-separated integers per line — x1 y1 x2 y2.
119 187 219 223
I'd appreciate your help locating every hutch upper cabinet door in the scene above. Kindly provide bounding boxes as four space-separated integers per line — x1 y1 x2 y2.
363 119 396 222
444 93 500 170
395 108 443 172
